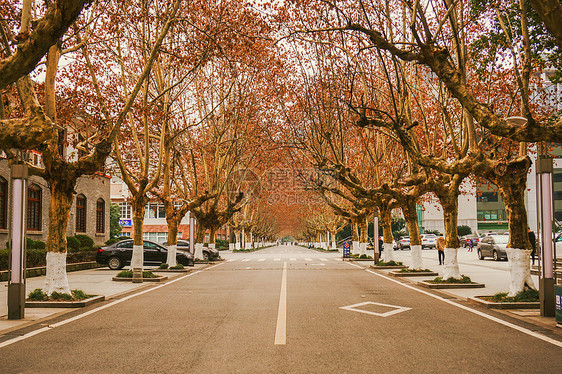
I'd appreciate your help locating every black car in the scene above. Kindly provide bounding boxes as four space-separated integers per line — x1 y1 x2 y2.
175 240 220 261
96 239 195 270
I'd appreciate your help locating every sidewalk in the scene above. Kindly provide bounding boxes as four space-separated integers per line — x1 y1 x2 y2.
0 265 206 334
356 248 560 334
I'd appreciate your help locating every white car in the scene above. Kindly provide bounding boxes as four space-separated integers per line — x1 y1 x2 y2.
420 234 438 249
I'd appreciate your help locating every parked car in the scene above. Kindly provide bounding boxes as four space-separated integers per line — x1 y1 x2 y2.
175 240 220 261
398 236 410 250
461 234 480 247
96 239 195 270
420 234 437 249
477 234 509 261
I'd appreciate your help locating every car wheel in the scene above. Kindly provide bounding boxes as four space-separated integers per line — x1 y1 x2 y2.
493 250 499 261
477 250 484 260
203 252 210 261
108 256 123 270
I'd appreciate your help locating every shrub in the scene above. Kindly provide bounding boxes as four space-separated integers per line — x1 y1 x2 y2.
26 238 46 249
215 239 229 249
74 235 94 249
0 249 8 270
71 289 92 300
116 270 158 278
430 275 472 284
28 288 48 301
457 225 472 236
158 263 169 269
375 260 403 266
67 236 81 251
423 229 440 235
27 248 47 268
488 289 539 302
51 291 74 301
169 264 184 269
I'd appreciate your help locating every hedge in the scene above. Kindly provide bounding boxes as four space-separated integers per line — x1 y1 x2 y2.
0 248 97 271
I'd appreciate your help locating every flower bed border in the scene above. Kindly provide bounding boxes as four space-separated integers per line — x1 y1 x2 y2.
389 270 438 277
112 276 168 282
370 265 408 270
417 281 485 289
467 296 540 309
25 295 105 308
152 268 192 273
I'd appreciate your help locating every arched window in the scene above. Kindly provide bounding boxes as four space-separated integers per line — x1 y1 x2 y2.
96 198 105 233
76 194 86 232
0 177 7 229
27 184 42 231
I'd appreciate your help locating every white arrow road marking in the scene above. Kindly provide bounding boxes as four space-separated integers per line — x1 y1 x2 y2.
339 301 411 317
274 262 288 345
311 263 326 266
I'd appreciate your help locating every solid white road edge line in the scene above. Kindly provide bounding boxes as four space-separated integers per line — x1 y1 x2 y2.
0 263 225 349
346 262 562 348
274 262 288 345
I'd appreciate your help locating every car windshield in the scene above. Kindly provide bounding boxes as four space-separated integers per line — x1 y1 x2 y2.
492 235 509 244
424 235 437 238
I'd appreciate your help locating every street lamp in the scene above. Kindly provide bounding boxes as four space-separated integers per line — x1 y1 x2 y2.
8 162 28 319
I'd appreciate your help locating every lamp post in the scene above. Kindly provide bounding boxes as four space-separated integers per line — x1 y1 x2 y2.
373 211 379 264
8 163 28 319
536 156 555 317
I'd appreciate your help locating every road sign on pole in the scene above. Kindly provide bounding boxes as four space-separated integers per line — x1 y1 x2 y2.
343 242 351 258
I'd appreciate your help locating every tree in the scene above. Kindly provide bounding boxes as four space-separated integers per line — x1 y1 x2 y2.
109 203 122 239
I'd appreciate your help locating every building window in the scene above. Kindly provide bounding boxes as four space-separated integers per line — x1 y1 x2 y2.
27 184 42 231
554 191 562 201
119 202 131 219
76 194 86 232
142 232 168 243
477 192 499 202
145 203 166 219
0 177 7 229
553 173 562 183
96 198 105 233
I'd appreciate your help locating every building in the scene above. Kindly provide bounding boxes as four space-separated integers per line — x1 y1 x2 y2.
110 177 229 243
0 158 111 247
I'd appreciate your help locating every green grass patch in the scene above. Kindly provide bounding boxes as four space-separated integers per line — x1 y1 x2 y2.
398 268 433 273
351 254 373 259
375 260 404 266
27 288 93 301
483 289 539 303
116 270 158 278
429 275 472 284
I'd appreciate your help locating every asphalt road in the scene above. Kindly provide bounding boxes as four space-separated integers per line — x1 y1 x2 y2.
1 245 561 373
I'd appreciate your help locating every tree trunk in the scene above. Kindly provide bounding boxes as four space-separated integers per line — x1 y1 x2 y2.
380 205 394 244
130 194 147 277
498 175 536 293
359 216 368 255
403 198 422 269
441 196 461 279
165 215 180 266
351 218 359 254
44 177 74 295
209 225 217 249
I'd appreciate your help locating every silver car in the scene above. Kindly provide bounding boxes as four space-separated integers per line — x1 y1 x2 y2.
477 235 509 261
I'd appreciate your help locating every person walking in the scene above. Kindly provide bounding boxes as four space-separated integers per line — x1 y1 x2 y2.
528 228 536 265
468 238 474 252
436 234 445 265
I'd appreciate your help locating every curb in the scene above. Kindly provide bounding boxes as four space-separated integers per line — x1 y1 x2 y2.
25 295 106 308
389 271 439 277
417 281 485 289
151 268 193 273
370 265 407 270
467 296 540 309
0 262 103 281
112 276 168 282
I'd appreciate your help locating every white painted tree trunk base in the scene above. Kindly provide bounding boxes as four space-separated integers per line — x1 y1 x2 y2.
352 241 360 255
359 242 367 256
235 242 241 250
195 243 204 260
410 245 422 269
331 241 337 251
209 243 215 250
45 252 71 295
506 248 536 296
443 247 461 279
245 242 252 250
383 243 394 262
131 245 144 270
166 244 177 267
229 243 235 250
